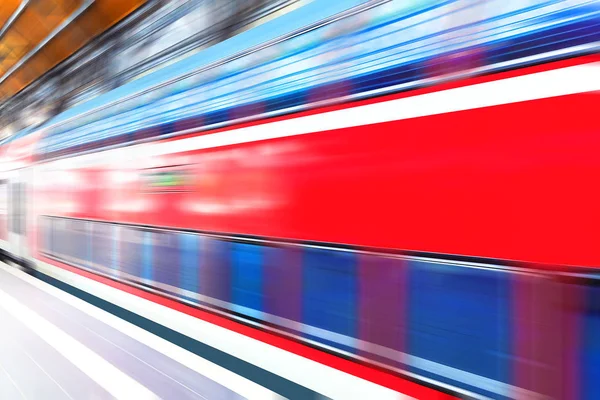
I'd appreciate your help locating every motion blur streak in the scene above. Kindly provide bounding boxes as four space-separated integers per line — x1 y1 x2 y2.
0 262 285 400
1 0 600 399
0 284 159 400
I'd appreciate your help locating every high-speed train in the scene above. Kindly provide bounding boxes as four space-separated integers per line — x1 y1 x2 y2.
1 1 600 399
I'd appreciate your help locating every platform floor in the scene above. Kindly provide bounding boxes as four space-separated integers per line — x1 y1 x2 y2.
0 262 276 400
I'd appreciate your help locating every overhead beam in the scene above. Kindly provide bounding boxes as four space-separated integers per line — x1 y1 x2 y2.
0 0 95 86
0 0 29 40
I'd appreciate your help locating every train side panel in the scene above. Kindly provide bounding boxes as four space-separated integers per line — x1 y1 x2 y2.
40 56 600 268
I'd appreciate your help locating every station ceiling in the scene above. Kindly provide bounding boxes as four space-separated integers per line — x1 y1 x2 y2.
0 0 145 100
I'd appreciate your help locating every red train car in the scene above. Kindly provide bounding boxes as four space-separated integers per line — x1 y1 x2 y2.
26 55 600 267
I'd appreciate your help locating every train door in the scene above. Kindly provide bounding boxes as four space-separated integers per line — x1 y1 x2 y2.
8 169 28 261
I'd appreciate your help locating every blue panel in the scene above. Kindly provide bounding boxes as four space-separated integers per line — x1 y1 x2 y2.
231 242 264 317
69 219 89 267
48 218 57 255
582 285 600 400
407 260 511 394
91 223 113 274
51 219 62 256
44 218 53 254
54 219 70 258
38 218 47 253
142 231 153 282
111 225 120 278
152 230 180 289
179 233 199 295
302 248 358 342
199 237 230 303
86 223 92 266
119 227 144 279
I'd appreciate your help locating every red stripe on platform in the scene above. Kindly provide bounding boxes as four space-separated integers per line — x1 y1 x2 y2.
40 255 457 399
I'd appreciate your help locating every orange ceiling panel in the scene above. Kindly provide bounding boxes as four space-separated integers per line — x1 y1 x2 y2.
94 0 145 22
0 0 146 101
0 1 21 28
1 76 18 94
0 1 82 73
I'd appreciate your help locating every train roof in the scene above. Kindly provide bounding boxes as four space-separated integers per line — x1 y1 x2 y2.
0 0 369 164
30 0 367 134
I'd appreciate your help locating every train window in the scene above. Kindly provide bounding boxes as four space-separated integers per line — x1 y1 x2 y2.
357 254 405 363
152 230 180 290
90 222 115 276
112 225 122 278
179 232 199 296
68 219 90 267
407 260 511 385
119 226 145 280
0 181 7 241
38 216 49 254
42 216 55 256
231 242 264 318
53 218 68 258
302 248 358 346
582 285 600 399
263 245 303 325
0 181 6 213
199 237 231 303
9 182 25 236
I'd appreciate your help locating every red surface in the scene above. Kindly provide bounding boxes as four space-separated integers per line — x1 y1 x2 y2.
24 54 600 268
46 101 600 267
40 255 456 399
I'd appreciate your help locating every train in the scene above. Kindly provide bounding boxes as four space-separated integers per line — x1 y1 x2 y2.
1 1 600 399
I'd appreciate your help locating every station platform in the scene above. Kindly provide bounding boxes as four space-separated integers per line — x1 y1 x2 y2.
0 262 281 400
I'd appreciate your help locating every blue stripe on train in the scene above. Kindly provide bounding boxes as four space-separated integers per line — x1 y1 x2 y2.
199 238 230 303
86 222 92 268
302 247 358 349
582 285 600 400
153 231 180 289
111 225 120 278
406 259 511 399
231 242 265 319
142 231 153 282
54 219 67 257
119 227 143 278
179 233 199 295
70 220 88 267
91 223 112 275
46 219 53 254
